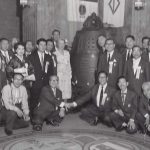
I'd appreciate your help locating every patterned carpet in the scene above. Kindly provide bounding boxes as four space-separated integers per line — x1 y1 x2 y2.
0 113 150 150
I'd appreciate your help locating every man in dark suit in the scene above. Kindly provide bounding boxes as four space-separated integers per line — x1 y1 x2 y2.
124 45 150 96
141 36 149 53
32 75 65 131
97 38 123 89
0 38 14 64
66 71 116 126
121 35 135 68
97 35 106 55
28 38 54 115
136 82 150 134
110 76 138 134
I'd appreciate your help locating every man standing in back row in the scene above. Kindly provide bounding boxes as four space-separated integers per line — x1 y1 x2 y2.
97 38 123 89
28 38 54 116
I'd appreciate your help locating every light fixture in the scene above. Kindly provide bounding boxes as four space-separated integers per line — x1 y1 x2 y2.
20 0 37 7
134 0 145 10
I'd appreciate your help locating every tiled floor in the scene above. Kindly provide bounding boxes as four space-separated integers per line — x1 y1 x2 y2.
0 113 150 150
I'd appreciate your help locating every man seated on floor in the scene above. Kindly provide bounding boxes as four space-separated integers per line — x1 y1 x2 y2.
110 76 138 134
66 71 116 126
32 75 65 131
0 73 30 136
136 82 150 135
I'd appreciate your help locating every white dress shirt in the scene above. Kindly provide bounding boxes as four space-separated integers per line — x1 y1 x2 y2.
96 83 107 107
0 50 10 63
133 57 141 74
38 51 44 66
126 49 132 61
107 51 114 61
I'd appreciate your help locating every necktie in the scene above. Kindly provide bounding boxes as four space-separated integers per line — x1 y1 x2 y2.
99 86 103 106
127 51 130 60
53 88 56 96
121 93 126 105
107 54 110 63
41 53 44 69
4 51 9 63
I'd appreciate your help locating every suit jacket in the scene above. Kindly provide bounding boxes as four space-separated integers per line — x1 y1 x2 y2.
97 50 123 88
139 95 150 117
121 48 133 69
76 84 116 112
112 89 137 119
0 51 7 92
0 50 14 64
37 85 62 112
123 58 150 95
28 51 53 87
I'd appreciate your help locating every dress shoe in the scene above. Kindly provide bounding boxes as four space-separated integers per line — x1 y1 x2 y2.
33 125 42 131
5 128 13 136
47 120 59 127
90 117 99 126
116 125 125 132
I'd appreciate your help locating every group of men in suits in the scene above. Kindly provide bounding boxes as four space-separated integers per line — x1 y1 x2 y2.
66 71 150 135
97 35 150 96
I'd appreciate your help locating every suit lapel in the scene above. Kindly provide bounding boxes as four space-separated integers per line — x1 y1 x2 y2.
130 59 135 77
49 86 55 98
118 91 124 106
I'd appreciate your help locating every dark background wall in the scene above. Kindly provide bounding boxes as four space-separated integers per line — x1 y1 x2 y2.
0 0 19 39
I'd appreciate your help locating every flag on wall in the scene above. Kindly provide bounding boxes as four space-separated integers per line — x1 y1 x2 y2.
67 0 98 22
103 0 125 27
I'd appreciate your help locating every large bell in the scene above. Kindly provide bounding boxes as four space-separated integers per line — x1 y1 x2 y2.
71 13 105 95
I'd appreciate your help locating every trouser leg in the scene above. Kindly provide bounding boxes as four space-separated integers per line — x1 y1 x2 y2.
5 110 18 132
110 112 125 129
135 112 146 133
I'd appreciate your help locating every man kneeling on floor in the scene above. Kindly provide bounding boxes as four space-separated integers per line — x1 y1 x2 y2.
110 76 138 134
0 73 30 136
32 75 65 131
136 82 150 135
66 71 116 126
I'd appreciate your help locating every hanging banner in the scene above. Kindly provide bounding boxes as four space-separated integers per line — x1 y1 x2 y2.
67 0 98 22
103 0 125 27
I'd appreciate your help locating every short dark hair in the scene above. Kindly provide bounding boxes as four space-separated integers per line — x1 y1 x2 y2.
49 75 58 81
14 42 25 51
125 35 135 41
46 39 54 45
105 38 115 44
98 71 108 78
36 38 46 45
13 73 24 79
142 36 149 43
52 29 60 35
117 76 127 83
132 45 141 51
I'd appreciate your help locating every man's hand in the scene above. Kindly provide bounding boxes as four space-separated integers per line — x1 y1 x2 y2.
59 108 65 118
23 114 30 121
147 124 150 132
15 108 23 117
128 119 136 130
145 115 149 127
64 102 75 111
118 109 124 117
